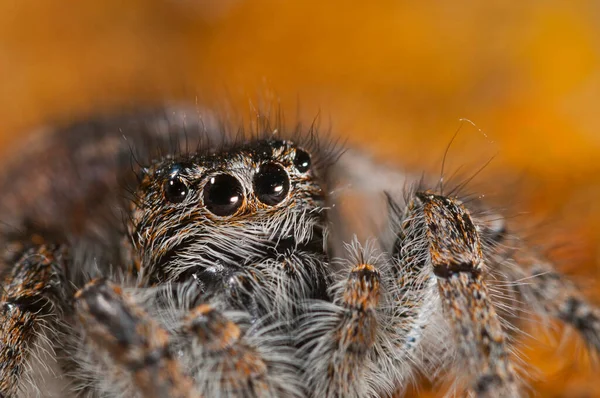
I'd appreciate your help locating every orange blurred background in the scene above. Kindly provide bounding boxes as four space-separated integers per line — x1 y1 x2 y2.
1 1 599 396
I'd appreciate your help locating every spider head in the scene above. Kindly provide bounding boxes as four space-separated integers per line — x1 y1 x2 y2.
129 139 328 291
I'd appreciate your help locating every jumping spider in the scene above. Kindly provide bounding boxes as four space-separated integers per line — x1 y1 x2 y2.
0 107 598 398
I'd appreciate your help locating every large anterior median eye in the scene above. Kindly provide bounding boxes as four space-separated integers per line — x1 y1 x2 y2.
203 174 244 216
253 163 290 206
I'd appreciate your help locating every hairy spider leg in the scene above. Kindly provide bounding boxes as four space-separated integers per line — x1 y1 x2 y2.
0 243 69 397
75 279 200 398
479 220 600 354
418 192 519 397
180 303 302 397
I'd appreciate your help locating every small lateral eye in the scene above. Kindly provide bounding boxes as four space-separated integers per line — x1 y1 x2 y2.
203 174 244 217
293 149 311 173
253 163 290 206
164 175 189 203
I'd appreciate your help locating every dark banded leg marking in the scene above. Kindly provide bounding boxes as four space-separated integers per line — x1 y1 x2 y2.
75 279 199 398
418 192 519 397
496 234 600 353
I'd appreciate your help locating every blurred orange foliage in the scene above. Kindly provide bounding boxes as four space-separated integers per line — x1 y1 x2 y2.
0 1 599 396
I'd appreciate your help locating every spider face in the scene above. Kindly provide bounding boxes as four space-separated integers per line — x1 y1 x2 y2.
129 139 329 309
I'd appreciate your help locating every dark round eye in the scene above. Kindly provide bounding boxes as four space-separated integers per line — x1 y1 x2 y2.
203 174 244 216
164 175 189 203
293 149 311 173
253 163 290 206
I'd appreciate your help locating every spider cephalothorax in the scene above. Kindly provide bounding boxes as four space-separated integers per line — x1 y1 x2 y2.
128 139 331 319
0 107 598 398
